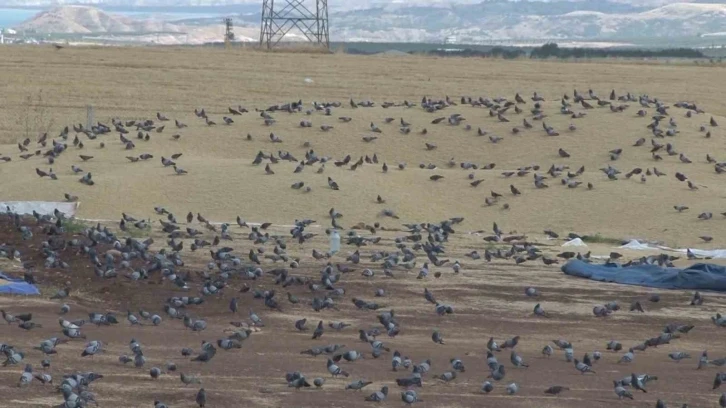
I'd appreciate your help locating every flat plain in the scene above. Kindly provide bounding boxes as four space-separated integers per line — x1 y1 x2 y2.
1 46 726 408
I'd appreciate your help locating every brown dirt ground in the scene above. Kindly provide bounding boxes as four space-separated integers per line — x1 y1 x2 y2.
1 213 726 408
0 47 726 407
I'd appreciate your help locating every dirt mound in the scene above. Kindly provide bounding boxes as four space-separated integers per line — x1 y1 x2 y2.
0 212 160 305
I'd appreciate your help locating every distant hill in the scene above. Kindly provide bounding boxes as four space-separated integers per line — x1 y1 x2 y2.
331 1 726 42
15 5 181 33
9 1 726 43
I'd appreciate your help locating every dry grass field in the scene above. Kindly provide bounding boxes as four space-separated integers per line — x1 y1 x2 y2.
1 46 726 408
0 46 725 246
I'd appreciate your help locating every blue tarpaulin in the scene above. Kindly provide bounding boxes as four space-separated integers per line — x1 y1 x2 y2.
0 272 40 295
561 260 726 292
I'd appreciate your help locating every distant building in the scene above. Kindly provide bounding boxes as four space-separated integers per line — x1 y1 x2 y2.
444 35 457 45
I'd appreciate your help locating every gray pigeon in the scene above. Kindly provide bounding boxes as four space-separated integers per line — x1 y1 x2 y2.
619 348 634 364
533 303 548 317
248 309 263 327
489 364 505 381
432 330 444 344
487 351 499 371
51 287 70 300
668 352 691 362
326 359 349 377
18 364 33 387
450 358 465 372
574 359 595 374
365 386 388 402
502 336 519 349
346 379 373 391
510 351 529 368
401 390 420 405
150 367 162 379
295 318 307 331
631 373 647 393
34 372 52 385
196 388 206 407
615 385 634 400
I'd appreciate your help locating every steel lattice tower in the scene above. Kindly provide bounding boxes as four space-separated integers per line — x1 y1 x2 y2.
223 17 234 48
259 0 329 49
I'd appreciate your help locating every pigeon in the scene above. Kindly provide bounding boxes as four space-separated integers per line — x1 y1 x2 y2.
432 330 445 344
533 303 548 317
510 351 529 368
668 352 691 362
615 385 634 400
346 379 373 391
365 386 388 402
18 364 33 387
574 358 595 374
196 388 206 407
619 348 635 364
401 390 420 405
545 386 569 395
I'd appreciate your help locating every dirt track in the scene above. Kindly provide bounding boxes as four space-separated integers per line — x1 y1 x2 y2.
1 214 726 408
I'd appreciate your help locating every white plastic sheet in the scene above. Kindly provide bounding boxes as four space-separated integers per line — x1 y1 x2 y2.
619 239 726 259
562 238 587 247
0 201 80 217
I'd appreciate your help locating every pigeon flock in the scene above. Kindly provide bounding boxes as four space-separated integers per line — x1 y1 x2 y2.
0 87 725 408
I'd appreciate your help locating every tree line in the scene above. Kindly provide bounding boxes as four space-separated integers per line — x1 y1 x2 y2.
423 43 705 59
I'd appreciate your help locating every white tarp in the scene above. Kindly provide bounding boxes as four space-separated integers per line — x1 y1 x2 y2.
0 201 80 217
562 238 587 247
619 239 726 259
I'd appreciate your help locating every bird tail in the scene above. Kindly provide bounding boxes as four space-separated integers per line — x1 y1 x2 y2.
341 370 350 377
